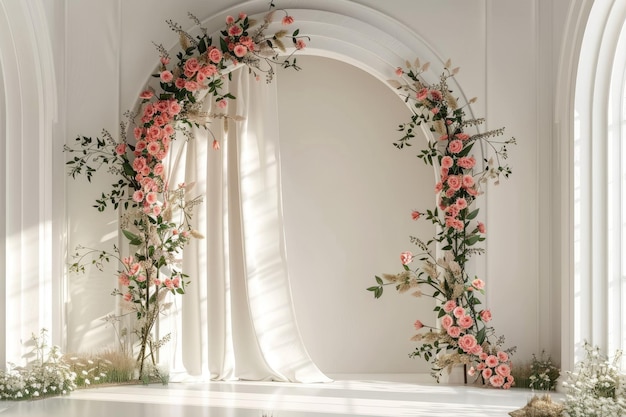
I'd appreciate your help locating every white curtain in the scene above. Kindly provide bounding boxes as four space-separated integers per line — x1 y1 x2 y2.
162 67 330 383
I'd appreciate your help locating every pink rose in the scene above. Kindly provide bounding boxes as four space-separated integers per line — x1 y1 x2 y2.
175 78 186 89
480 309 492 322
446 326 461 338
445 205 459 218
457 315 474 329
233 44 248 57
431 107 440 115
479 352 488 361
453 306 465 318
411 210 421 221
476 362 485 371
447 175 462 191
489 375 505 388
137 275 146 282
440 167 449 179
139 90 153 99
134 127 143 139
217 99 228 109
441 156 453 169
485 355 499 368
123 292 133 302
152 205 161 216
467 367 476 377
457 156 476 169
441 315 453 329
115 143 126 155
147 142 161 156
212 139 220 150
153 163 164 176
477 221 486 234
416 88 428 101
160 56 170 65
413 320 424 330
185 80 199 92
448 139 463 154
160 70 173 83
400 251 413 265
430 90 442 101
455 132 470 141
208 48 223 64
496 364 511 377
439 134 449 141
296 39 306 50
395 67 403 76
443 300 457 312
434 181 443 193
462 174 475 188
145 192 158 205
482 368 493 379
169 101 181 115
229 25 243 37
132 190 145 203
458 334 477 352
497 351 509 362
446 217 464 231
470 344 483 355
282 15 294 25
472 278 485 290
118 273 130 286
455 197 467 210
129 262 141 276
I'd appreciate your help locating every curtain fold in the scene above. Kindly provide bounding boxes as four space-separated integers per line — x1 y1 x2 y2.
163 67 330 383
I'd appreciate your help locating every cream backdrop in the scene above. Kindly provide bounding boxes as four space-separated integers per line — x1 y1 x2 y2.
58 0 573 375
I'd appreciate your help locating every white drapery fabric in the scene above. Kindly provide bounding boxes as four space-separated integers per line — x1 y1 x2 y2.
162 67 330 383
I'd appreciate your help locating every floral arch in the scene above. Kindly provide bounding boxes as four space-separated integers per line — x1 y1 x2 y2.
66 0 513 387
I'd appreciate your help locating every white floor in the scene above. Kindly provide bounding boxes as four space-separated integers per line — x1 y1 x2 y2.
0 378 563 416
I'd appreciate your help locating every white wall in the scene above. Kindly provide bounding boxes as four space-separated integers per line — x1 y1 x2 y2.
48 0 579 374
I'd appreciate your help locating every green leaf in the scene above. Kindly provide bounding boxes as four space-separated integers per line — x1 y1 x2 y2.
122 230 142 246
466 208 479 220
375 275 383 285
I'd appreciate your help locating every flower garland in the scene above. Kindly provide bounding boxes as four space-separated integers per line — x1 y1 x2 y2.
367 59 517 388
65 2 306 380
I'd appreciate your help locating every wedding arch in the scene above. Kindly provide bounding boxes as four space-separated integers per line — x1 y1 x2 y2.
67 0 508 384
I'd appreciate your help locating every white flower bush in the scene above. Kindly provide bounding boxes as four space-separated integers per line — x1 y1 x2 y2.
563 342 626 417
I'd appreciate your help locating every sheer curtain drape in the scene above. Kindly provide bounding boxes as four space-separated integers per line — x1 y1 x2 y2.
162 66 330 383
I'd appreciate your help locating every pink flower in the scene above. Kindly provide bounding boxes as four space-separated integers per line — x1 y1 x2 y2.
137 275 146 282
455 197 467 210
434 181 443 193
129 263 141 276
440 167 449 179
497 351 509 362
446 326 461 338
480 309 492 322
160 56 170 65
413 320 424 330
482 368 493 379
447 175 462 191
229 25 243 37
400 251 413 265
431 107 440 115
443 300 457 312
147 142 161 156
160 70 173 83
122 256 134 266
164 279 174 289
458 334 477 352
132 190 145 203
472 278 485 290
467 367 476 377
462 174 475 188
453 306 465 318
430 90 443 101
457 315 474 329
395 67 403 76
172 277 180 287
153 163 164 176
477 221 486 234
485 355 499 368
489 375 505 388
441 155 454 169
185 80 199 92
457 156 476 169
445 217 464 231
448 139 463 154
118 273 130 286
411 210 421 221
470 344 483 355
212 139 220 150
123 292 133 302
455 132 470 141
416 88 428 101
476 362 485 371
175 78 186 89
115 143 126 155
479 352 489 361
226 15 235 24
217 99 227 109
282 15 294 25
145 192 158 205
439 134 449 141
296 39 306 50
496 364 511 377
169 101 181 115
208 48 223 64
134 127 143 139
441 315 453 329
139 90 153 99
152 205 162 216
233 44 248 57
